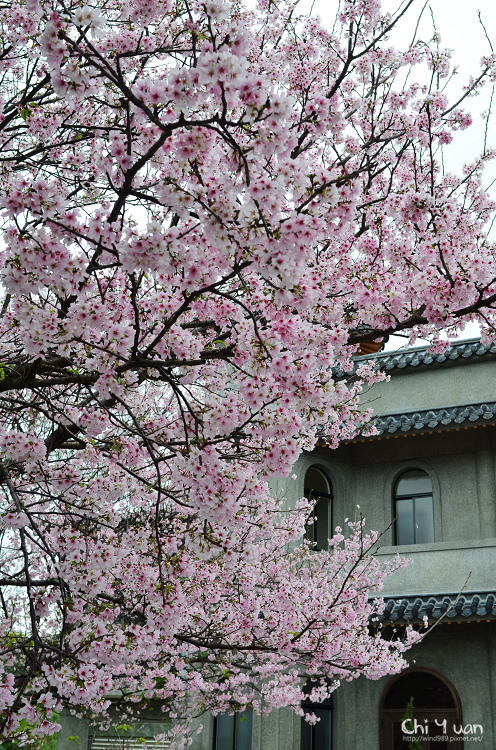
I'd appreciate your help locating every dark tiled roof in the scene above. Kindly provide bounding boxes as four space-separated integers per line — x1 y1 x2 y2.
373 402 496 436
358 339 496 373
377 593 496 624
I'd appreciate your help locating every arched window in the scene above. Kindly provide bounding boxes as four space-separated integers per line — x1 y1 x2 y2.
213 710 252 750
304 467 333 551
380 669 462 750
394 470 434 546
301 680 333 750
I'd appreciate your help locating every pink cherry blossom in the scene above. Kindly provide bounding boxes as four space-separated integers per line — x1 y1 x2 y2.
1 0 495 745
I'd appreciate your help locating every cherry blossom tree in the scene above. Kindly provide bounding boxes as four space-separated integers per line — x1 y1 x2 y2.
1 0 496 744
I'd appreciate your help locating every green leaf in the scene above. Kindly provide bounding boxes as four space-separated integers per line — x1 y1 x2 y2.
116 724 133 732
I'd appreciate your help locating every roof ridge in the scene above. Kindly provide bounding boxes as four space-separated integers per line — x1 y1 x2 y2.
356 338 496 372
376 591 496 623
371 402 496 436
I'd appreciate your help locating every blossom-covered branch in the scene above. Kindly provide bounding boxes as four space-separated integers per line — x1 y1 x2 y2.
1 0 496 744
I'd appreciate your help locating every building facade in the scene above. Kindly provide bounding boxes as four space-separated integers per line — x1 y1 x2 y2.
58 339 496 749
297 338 496 750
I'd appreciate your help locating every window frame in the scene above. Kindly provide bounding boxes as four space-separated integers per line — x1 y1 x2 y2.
213 710 253 750
380 668 462 750
300 680 333 750
393 469 434 546
304 466 333 552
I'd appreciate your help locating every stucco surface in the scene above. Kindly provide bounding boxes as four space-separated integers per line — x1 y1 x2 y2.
364 358 496 418
376 539 496 597
336 626 496 749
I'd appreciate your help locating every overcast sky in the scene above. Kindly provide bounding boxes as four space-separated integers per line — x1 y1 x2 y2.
386 0 496 177
305 0 496 180
388 1 496 345
300 0 496 347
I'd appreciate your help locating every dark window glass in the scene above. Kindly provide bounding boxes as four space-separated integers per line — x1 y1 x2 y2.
383 672 456 710
214 710 252 750
396 471 432 496
414 495 435 544
396 497 414 546
304 467 333 551
381 670 462 750
301 681 332 750
394 470 434 545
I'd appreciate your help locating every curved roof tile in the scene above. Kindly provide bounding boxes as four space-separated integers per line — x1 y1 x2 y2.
357 339 496 372
373 402 496 435
377 592 496 624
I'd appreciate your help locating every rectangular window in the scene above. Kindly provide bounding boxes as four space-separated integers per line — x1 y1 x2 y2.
214 710 252 750
414 495 435 544
304 467 333 552
395 496 434 545
395 498 415 546
394 471 434 546
301 707 332 750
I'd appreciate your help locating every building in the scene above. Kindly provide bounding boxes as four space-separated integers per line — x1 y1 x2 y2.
297 338 496 750
58 339 496 749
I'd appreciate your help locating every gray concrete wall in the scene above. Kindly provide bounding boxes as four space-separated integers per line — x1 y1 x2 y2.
189 708 302 750
252 708 300 750
363 357 496 417
287 425 496 545
336 625 496 749
377 539 496 597
279 418 496 600
57 713 89 750
298 351 496 749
